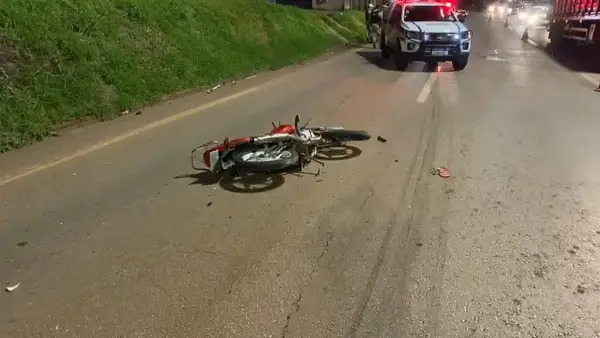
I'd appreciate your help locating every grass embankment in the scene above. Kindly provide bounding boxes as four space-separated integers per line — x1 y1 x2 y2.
0 0 364 152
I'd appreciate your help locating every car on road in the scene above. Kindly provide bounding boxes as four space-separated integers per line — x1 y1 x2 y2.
517 5 550 27
380 0 472 71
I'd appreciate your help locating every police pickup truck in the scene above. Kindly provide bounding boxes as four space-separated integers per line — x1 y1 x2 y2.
380 0 472 71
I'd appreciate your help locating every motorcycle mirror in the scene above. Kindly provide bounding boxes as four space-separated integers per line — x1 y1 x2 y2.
294 115 301 136
224 137 230 151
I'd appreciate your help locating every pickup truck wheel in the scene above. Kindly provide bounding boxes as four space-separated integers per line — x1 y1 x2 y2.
452 55 469 71
394 51 409 71
382 47 390 60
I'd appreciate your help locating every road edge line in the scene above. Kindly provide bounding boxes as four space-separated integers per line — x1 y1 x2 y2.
0 49 361 188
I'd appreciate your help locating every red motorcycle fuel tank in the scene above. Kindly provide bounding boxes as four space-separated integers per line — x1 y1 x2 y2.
270 124 295 135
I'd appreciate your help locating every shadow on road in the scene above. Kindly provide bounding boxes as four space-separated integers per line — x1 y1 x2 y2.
543 42 600 74
315 144 362 161
356 49 393 70
356 50 455 72
175 171 285 193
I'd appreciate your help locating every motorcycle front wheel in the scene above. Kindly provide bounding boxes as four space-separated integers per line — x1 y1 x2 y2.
230 146 299 172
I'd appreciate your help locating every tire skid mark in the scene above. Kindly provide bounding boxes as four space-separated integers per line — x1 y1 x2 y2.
348 91 440 336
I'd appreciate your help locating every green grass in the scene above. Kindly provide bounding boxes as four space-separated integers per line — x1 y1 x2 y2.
0 0 364 152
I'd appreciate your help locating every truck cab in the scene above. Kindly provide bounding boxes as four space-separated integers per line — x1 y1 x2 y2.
380 0 473 71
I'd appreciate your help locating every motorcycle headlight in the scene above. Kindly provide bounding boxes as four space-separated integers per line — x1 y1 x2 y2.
488 5 495 12
460 30 471 39
518 12 526 19
406 30 420 40
498 6 505 13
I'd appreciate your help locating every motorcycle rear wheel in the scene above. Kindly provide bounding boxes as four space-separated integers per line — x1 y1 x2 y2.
230 146 299 172
319 130 371 142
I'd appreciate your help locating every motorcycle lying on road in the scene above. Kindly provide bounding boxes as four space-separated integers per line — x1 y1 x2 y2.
191 115 371 176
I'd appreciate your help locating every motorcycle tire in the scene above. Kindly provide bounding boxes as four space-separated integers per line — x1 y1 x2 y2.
230 146 299 172
320 130 371 142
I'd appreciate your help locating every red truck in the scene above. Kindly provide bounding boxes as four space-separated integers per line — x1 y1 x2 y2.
549 0 600 47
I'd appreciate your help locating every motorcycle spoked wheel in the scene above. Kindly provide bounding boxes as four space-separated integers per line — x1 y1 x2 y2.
370 24 381 48
229 145 300 173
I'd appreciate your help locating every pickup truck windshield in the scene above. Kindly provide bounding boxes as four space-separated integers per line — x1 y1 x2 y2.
404 5 456 22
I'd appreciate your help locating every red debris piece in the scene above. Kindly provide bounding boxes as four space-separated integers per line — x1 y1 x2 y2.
431 167 451 178
438 167 451 178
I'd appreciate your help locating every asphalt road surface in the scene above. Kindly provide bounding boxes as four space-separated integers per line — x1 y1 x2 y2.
2 14 600 337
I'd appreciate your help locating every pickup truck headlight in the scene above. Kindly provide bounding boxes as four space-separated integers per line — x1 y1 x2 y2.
406 30 420 40
460 30 472 39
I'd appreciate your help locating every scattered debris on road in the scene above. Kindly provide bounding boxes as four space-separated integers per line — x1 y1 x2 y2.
17 241 27 247
394 159 399 162
246 75 257 80
135 110 142 115
576 285 586 294
377 136 387 143
431 167 451 178
5 282 20 292
206 84 222 94
206 201 213 207
120 110 130 116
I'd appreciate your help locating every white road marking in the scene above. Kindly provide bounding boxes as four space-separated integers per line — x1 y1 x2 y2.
580 73 599 86
438 72 459 104
527 39 539 47
486 56 508 62
417 72 438 103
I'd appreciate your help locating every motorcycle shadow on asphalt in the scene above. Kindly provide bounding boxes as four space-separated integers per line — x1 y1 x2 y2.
175 145 363 194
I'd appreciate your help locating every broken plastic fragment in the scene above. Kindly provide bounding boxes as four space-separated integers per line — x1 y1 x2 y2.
377 136 387 143
431 167 451 178
5 282 20 292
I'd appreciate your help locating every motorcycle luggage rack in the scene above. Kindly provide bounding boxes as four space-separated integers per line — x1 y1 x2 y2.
191 141 219 170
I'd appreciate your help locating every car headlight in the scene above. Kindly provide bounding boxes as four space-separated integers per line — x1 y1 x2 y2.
508 8 513 14
518 12 526 19
528 15 538 24
488 5 495 11
460 30 471 39
498 6 505 13
406 30 420 40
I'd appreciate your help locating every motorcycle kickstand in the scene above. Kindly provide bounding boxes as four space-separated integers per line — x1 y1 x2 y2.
302 154 325 167
303 154 326 176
